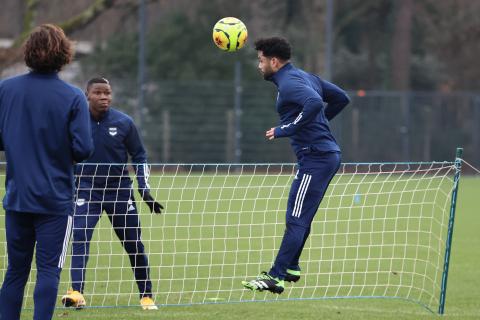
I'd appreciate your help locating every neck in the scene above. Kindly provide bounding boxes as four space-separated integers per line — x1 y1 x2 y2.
90 108 106 121
273 60 289 73
276 61 287 71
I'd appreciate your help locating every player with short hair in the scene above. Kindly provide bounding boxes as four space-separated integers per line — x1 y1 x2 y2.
61 77 163 310
0 24 93 319
242 37 350 294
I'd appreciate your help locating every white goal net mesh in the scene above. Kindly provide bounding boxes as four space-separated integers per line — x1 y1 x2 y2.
0 161 459 312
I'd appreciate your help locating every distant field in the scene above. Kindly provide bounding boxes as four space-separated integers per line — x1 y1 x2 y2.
0 166 477 319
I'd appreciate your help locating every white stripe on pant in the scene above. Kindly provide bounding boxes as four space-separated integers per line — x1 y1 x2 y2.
58 215 73 268
292 174 312 218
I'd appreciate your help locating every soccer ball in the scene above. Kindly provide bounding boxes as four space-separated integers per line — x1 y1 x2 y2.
212 17 248 52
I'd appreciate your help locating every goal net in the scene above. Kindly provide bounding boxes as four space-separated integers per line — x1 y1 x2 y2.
0 159 461 313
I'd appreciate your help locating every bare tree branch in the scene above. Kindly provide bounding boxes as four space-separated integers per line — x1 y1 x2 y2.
1 0 120 71
7 0 39 50
59 0 118 35
22 0 40 36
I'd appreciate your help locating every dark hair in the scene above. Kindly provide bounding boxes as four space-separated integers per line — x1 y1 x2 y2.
86 77 110 91
24 24 74 73
254 37 291 61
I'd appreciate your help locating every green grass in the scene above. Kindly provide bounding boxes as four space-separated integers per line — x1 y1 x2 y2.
0 168 477 319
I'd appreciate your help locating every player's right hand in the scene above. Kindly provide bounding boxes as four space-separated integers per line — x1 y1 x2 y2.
265 127 275 140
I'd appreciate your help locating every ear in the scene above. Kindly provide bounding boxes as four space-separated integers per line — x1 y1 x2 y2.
271 57 278 67
270 57 281 71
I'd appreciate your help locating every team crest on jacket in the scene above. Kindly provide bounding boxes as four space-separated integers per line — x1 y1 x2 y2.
109 127 117 136
127 198 135 211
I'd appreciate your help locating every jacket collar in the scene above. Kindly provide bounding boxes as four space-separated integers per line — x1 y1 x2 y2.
28 71 59 79
91 108 111 122
269 62 293 85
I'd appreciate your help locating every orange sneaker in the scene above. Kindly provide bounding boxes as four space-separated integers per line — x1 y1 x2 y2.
140 296 158 310
61 289 86 309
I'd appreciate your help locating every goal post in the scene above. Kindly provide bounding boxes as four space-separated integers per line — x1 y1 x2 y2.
0 150 463 313
438 147 463 314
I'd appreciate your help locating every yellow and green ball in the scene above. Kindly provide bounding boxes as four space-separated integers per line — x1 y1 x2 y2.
212 17 248 52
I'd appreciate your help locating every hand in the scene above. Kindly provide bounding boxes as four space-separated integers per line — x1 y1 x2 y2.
265 127 275 140
141 191 164 214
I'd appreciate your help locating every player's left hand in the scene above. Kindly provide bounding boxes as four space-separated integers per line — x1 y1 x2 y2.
141 191 164 214
265 127 275 140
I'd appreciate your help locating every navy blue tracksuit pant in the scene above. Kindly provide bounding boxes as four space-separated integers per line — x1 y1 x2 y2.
0 212 72 320
70 189 152 298
269 151 341 279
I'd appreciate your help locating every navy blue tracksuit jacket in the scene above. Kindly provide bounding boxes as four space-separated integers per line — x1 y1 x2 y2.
0 72 93 215
76 107 149 193
270 63 350 157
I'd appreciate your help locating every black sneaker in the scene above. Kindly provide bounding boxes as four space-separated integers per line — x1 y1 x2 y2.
284 269 301 283
242 271 285 294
